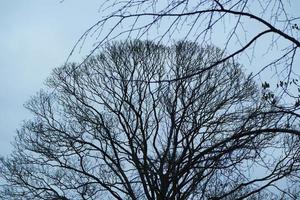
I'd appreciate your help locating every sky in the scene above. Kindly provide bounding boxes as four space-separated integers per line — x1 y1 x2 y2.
0 1 299 157
0 0 100 155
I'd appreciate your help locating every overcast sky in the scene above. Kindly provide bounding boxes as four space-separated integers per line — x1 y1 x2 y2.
0 1 299 156
0 0 101 155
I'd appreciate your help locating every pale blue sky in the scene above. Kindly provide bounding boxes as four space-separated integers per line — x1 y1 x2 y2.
0 0 100 155
0 1 299 156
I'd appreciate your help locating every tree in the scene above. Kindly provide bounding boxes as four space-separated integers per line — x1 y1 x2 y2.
1 40 300 199
68 0 300 107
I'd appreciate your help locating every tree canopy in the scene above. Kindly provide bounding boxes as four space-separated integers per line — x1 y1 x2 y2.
67 0 300 108
1 41 300 199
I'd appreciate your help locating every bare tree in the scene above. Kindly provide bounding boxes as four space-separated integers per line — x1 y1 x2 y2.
1 41 300 199
68 0 300 106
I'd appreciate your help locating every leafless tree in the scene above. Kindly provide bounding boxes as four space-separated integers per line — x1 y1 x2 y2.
67 0 300 106
1 41 300 199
